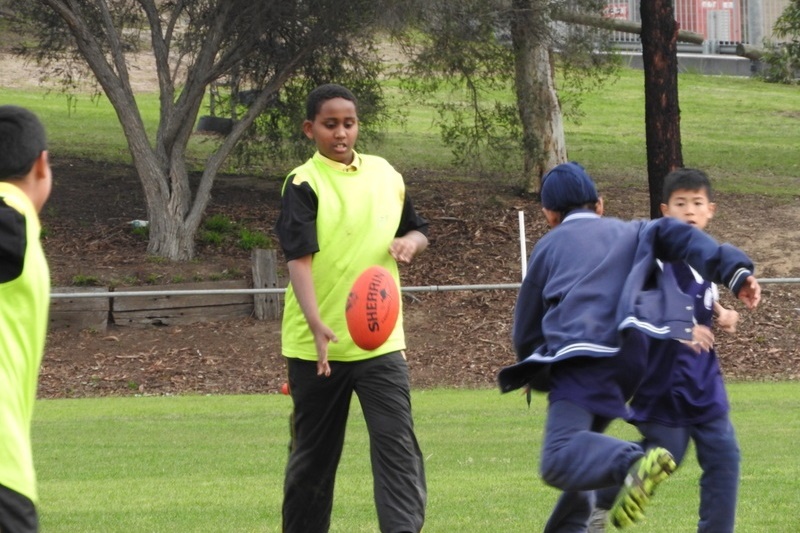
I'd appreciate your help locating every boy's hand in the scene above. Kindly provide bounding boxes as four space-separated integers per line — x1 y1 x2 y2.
389 230 428 264
736 275 761 310
683 324 715 353
389 236 419 264
311 324 338 377
716 306 740 333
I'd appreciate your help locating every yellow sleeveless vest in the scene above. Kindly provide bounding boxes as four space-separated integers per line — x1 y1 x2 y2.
281 153 407 361
0 182 50 503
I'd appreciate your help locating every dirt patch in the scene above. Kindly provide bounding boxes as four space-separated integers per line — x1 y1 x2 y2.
38 158 800 398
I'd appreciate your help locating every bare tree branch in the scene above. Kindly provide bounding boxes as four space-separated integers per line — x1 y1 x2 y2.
553 10 704 45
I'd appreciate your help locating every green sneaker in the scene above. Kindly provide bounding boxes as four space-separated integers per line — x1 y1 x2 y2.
609 447 677 529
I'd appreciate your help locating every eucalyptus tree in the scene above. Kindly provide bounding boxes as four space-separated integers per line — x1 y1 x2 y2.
22 0 386 260
396 0 618 193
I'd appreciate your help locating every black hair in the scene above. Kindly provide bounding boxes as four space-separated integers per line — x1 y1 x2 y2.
552 200 601 220
305 84 358 121
662 168 713 203
0 105 47 182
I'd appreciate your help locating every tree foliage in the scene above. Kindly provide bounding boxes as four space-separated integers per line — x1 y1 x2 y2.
396 1 518 172
760 0 800 85
395 0 619 183
230 46 388 171
18 0 391 260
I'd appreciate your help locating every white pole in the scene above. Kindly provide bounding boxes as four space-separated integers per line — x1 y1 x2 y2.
518 210 527 281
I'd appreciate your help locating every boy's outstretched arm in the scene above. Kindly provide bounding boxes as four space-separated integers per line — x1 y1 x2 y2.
651 218 759 305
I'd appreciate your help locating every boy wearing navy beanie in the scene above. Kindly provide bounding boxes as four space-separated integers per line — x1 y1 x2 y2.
498 162 760 530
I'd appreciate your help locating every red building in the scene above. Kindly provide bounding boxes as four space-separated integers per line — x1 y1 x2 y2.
674 0 742 42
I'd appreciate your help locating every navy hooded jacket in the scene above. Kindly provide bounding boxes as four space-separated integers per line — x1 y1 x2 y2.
500 211 754 393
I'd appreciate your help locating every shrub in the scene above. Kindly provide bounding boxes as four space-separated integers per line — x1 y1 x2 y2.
200 230 224 245
203 214 235 233
131 225 149 238
759 0 800 84
760 41 800 84
237 228 271 250
71 274 101 287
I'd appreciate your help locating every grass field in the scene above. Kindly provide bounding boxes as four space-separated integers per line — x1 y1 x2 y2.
3 67 799 195
7 60 800 531
34 384 800 532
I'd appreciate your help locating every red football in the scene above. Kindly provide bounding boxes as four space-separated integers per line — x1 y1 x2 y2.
345 266 400 351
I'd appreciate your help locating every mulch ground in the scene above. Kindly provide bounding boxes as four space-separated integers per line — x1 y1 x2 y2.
39 158 800 398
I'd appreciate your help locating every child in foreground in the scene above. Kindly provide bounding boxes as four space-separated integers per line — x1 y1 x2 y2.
275 84 429 533
591 168 744 532
497 162 760 532
0 105 53 533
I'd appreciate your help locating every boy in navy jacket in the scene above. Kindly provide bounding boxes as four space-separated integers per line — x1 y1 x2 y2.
592 168 744 532
497 162 760 531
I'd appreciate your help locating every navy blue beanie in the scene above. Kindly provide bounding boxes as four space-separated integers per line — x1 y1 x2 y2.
540 162 599 211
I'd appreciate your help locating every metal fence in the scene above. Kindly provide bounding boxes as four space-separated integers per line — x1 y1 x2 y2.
50 277 800 300
603 0 791 51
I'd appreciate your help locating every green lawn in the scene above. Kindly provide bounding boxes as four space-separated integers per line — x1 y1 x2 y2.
564 71 800 195
9 58 800 532
3 66 799 195
33 383 800 532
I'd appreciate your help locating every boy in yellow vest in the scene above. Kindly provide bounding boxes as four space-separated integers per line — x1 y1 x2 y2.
275 84 429 533
0 105 53 532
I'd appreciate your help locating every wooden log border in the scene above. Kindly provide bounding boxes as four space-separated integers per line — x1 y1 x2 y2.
49 248 283 331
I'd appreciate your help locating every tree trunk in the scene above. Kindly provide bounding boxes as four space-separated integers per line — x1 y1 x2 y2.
38 0 209 261
510 0 567 194
37 0 296 261
641 0 683 219
135 153 201 261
